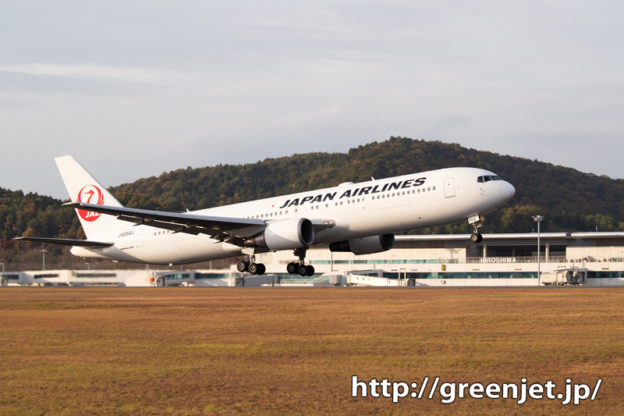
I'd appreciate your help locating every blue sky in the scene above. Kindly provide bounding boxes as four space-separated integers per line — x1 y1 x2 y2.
1 1 623 198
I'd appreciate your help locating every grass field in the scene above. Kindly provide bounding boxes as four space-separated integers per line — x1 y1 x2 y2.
0 287 622 415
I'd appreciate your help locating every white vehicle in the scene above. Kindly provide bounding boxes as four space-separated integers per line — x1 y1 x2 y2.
17 155 515 276
541 267 588 286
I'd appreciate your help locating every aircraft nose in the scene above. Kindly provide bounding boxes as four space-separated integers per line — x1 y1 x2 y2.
501 181 515 202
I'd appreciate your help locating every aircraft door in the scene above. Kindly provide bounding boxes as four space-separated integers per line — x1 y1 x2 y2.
444 177 456 198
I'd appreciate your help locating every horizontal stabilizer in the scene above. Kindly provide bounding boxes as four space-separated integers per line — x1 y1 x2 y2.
13 236 114 248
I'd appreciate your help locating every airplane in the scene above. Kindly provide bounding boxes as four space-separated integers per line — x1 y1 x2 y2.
16 155 515 276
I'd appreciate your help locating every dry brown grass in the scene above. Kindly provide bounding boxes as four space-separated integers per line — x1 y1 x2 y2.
0 287 623 415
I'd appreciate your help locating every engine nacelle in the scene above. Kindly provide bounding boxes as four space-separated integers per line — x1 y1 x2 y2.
252 218 314 250
329 234 395 255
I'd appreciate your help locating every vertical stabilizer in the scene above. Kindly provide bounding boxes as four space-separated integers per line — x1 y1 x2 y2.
55 155 126 240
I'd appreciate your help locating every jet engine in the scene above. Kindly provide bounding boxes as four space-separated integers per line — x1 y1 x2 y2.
329 234 395 255
251 218 314 250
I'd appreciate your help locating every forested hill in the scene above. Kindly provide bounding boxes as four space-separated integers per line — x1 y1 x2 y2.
2 137 624 245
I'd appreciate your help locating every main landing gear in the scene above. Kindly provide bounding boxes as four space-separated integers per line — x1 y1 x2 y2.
286 247 315 276
469 214 484 243
237 247 315 276
237 249 266 275
237 260 266 275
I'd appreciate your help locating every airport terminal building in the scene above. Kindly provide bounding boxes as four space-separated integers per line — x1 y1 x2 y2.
4 231 624 287
255 231 624 286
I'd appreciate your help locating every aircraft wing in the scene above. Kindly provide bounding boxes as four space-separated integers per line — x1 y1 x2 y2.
311 220 336 233
66 202 267 242
14 236 114 247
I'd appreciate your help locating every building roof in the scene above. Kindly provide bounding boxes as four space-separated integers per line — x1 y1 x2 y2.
395 232 624 242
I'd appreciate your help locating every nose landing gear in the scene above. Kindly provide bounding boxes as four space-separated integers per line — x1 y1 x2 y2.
469 214 484 243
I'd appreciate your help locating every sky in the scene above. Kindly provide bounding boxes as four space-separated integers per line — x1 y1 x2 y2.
1 0 623 199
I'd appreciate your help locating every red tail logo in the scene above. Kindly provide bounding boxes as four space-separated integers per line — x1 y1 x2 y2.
77 185 104 222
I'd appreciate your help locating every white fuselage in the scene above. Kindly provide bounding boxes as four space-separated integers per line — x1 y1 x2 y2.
71 167 515 264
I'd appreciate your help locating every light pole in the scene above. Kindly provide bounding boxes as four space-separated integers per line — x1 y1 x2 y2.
532 215 543 286
41 249 47 271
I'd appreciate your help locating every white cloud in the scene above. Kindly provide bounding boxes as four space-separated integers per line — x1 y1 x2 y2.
0 63 191 87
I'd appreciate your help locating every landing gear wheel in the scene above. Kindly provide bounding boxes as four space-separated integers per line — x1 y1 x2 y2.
305 265 315 276
470 232 483 243
287 262 298 274
247 263 266 275
237 260 249 273
298 264 308 276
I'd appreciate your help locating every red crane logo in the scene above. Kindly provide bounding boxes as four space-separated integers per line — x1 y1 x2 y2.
77 185 104 222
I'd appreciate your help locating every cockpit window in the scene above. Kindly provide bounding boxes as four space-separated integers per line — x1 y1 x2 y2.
477 175 502 183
